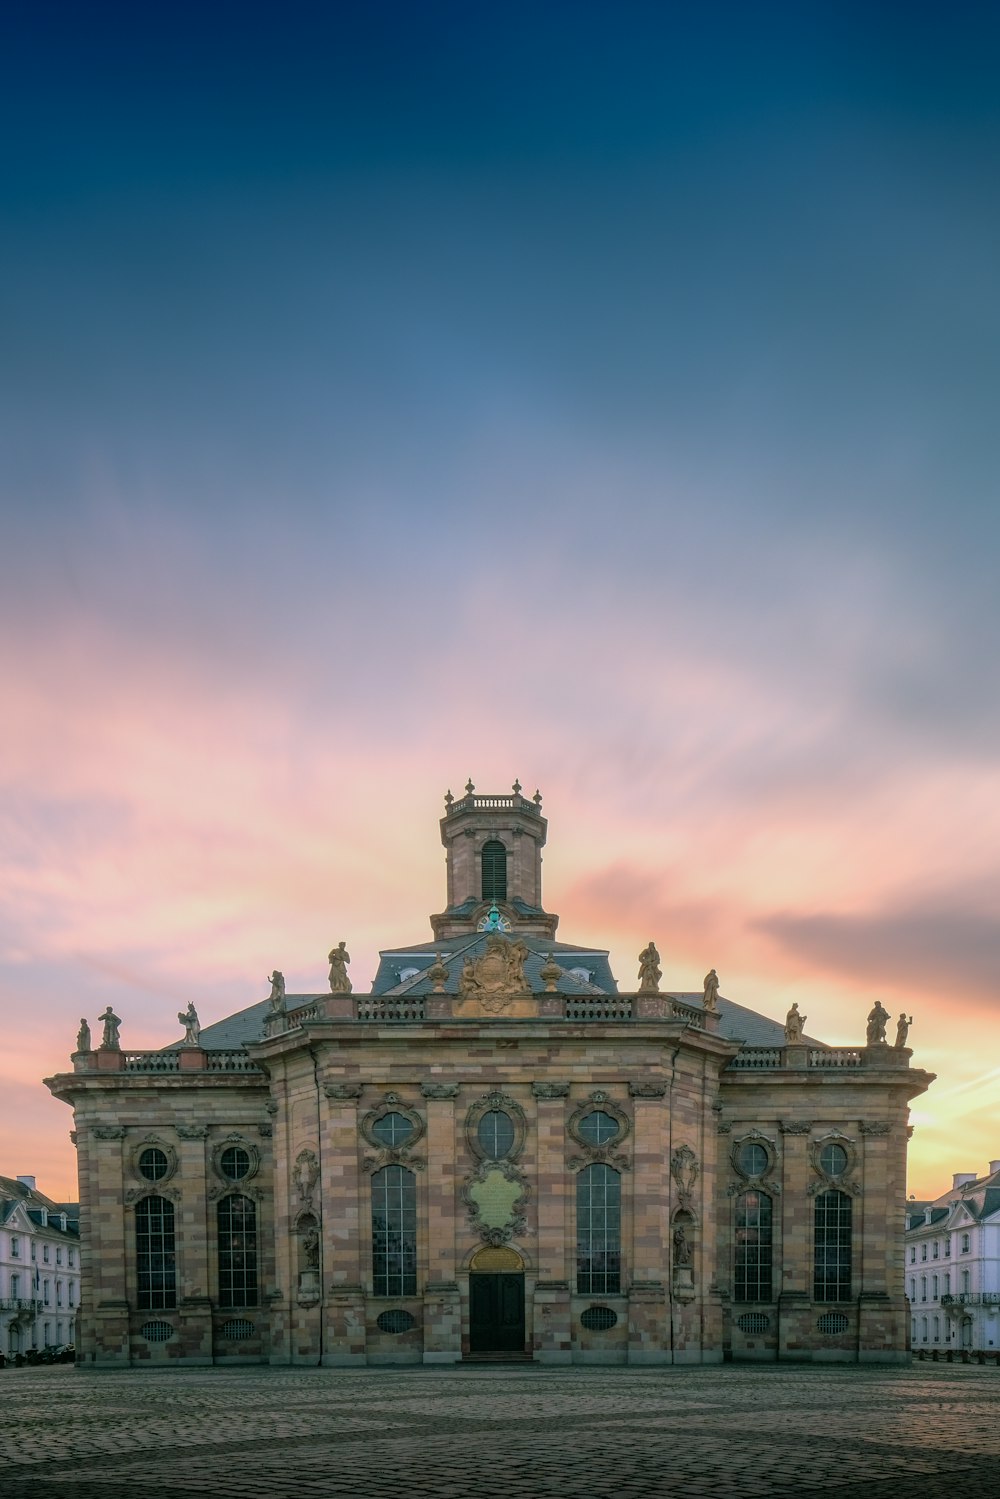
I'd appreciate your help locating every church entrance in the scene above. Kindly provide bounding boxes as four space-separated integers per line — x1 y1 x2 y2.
469 1273 525 1351
468 1245 526 1353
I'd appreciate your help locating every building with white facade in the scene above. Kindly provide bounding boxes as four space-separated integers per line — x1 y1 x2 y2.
0 1175 81 1357
904 1161 1000 1354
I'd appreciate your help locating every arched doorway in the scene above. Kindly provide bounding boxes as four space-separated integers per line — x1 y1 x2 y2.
469 1246 525 1352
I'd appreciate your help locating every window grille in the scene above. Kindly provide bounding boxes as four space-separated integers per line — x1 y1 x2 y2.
819 1143 848 1177
140 1320 174 1342
218 1195 258 1308
577 1111 620 1146
734 1191 773 1302
371 1112 415 1148
372 1165 417 1297
138 1148 169 1182
817 1312 849 1334
737 1142 769 1178
136 1196 177 1310
580 1305 618 1331
221 1319 255 1340
376 1309 415 1333
481 840 507 901
737 1313 770 1334
576 1163 621 1295
813 1190 851 1302
477 1110 515 1159
220 1146 251 1181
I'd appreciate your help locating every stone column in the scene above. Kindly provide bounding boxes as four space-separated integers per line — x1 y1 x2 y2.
857 1119 906 1363
628 1085 669 1365
777 1120 813 1359
421 1082 461 1364
175 1122 212 1365
321 1083 366 1366
87 1124 130 1365
532 1083 571 1363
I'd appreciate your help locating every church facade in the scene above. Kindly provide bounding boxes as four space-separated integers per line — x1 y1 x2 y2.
47 784 932 1367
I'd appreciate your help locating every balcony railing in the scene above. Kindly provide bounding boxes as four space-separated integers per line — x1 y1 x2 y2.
356 997 427 1023
941 1293 1000 1306
565 997 633 1021
0 1298 42 1313
120 1050 263 1074
446 793 541 816
123 1052 179 1073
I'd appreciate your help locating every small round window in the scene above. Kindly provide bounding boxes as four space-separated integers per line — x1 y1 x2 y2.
737 1142 769 1178
371 1112 414 1148
578 1111 620 1146
819 1143 848 1178
220 1146 251 1181
477 1110 515 1159
138 1148 169 1182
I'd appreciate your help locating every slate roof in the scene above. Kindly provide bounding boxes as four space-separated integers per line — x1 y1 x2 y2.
0 1177 80 1238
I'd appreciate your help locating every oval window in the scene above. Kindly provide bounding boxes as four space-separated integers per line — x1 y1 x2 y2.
477 1110 515 1159
138 1148 169 1182
376 1309 415 1334
371 1112 414 1148
817 1312 849 1334
578 1111 620 1146
738 1142 769 1178
819 1143 848 1178
220 1146 251 1180
580 1305 618 1331
140 1321 174 1342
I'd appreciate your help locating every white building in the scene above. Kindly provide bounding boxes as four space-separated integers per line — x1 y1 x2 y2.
0 1175 81 1357
904 1161 1000 1354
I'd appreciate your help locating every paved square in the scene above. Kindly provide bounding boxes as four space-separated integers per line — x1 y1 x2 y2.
1 1362 996 1499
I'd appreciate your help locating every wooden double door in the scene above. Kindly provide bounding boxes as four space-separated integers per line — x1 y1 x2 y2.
469 1272 525 1352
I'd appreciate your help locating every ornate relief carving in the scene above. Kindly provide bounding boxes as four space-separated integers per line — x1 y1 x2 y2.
671 1209 696 1302
257 1123 273 1137
176 1124 209 1139
293 1148 320 1208
324 1082 363 1100
717 1122 733 1135
531 1081 570 1099
462 1158 530 1245
567 1091 631 1171
458 934 530 1012
125 1186 181 1206
265 1100 279 1115
94 1126 126 1140
780 1120 813 1135
129 1137 178 1184
670 1145 699 1209
420 1081 460 1099
628 1082 668 1098
465 1089 527 1162
807 1129 862 1196
859 1121 893 1136
210 1135 260 1185
360 1094 426 1174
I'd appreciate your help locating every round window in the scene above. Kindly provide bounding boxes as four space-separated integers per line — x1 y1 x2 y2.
371 1112 415 1148
578 1111 620 1146
376 1309 415 1334
220 1146 251 1181
819 1143 848 1178
738 1142 769 1178
580 1306 618 1331
138 1148 169 1182
477 1110 515 1159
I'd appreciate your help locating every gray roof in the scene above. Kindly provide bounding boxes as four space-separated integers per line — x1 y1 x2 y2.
373 933 618 997
0 1177 80 1238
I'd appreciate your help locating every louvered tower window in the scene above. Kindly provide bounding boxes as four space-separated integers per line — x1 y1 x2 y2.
481 840 508 901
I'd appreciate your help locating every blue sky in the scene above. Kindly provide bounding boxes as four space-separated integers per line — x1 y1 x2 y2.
2 1 999 1193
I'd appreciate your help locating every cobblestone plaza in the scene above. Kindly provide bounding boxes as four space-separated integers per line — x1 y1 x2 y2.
2 1363 996 1499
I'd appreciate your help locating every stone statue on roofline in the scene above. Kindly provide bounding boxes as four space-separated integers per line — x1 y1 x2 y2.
865 999 891 1045
702 968 720 1013
328 941 352 994
99 1006 122 1050
638 942 661 994
784 1002 806 1043
75 1017 92 1054
894 1013 913 1048
267 971 286 1009
178 1002 201 1046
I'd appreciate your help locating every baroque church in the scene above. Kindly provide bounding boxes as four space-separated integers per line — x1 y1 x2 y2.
47 784 933 1367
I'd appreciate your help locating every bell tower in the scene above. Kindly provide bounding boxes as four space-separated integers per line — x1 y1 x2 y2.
431 780 558 940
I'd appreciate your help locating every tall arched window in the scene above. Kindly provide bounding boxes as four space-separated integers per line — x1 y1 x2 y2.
576 1163 621 1294
371 1165 416 1297
734 1190 773 1302
136 1196 176 1310
814 1189 852 1302
481 840 507 901
218 1195 258 1308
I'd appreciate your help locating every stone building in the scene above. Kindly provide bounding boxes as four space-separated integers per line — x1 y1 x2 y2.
46 784 933 1367
905 1162 1000 1354
0 1175 81 1356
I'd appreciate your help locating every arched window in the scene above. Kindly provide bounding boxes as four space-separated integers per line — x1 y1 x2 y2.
136 1196 176 1310
371 1165 416 1297
218 1195 258 1308
576 1164 621 1294
735 1190 773 1302
481 840 507 902
814 1189 851 1302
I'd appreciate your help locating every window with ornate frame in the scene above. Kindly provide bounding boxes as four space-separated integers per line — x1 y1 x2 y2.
813 1189 851 1302
465 1090 526 1163
371 1165 416 1297
734 1190 773 1302
136 1196 177 1311
131 1138 178 1186
576 1163 621 1295
211 1137 260 1186
218 1194 258 1308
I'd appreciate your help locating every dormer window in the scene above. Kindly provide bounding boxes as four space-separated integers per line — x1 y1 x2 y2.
398 967 419 984
481 840 507 902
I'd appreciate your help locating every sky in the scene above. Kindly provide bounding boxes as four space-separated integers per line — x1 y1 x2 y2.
2 1 999 1200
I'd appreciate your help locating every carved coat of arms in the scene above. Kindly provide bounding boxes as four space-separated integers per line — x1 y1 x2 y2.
459 935 530 1013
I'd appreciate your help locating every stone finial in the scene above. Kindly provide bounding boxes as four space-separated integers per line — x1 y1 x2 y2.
533 788 542 806
638 942 661 995
75 1017 92 1054
444 788 454 807
98 1006 122 1051
512 778 522 795
465 778 475 795
702 968 719 1013
328 940 352 994
177 1002 201 1046
539 954 562 992
427 953 449 992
